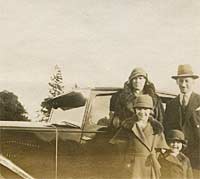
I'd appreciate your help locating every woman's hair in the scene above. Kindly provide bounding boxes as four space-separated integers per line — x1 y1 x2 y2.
128 79 156 98
134 107 154 118
143 81 156 96
167 139 187 150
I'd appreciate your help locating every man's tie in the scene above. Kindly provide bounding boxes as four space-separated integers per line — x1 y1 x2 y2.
182 94 187 110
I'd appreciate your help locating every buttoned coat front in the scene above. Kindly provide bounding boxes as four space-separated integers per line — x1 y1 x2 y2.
110 120 168 179
158 152 193 179
164 92 200 170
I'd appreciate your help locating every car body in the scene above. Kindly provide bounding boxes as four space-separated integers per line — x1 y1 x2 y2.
0 87 176 179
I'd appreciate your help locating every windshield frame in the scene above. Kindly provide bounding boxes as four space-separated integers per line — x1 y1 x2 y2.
47 90 90 128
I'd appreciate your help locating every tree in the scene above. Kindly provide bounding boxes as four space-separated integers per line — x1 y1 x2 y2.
48 65 65 97
40 97 52 121
40 65 65 121
0 90 29 121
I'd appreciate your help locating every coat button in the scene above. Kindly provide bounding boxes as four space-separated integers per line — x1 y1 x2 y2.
127 163 131 168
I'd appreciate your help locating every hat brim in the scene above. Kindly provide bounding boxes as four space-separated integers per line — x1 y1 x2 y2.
171 74 199 79
129 74 147 82
133 104 153 110
167 138 187 144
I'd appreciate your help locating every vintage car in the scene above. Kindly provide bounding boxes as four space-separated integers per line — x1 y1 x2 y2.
0 87 175 179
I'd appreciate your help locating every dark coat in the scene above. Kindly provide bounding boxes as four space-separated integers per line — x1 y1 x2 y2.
164 92 200 170
110 81 164 124
158 151 193 179
110 118 168 179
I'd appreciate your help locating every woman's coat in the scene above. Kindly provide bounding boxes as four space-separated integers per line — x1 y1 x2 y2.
110 81 164 123
110 119 168 179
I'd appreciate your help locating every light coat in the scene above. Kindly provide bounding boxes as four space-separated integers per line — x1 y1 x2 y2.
110 119 168 179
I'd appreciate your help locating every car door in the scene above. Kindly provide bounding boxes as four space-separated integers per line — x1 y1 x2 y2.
0 124 57 179
80 91 118 178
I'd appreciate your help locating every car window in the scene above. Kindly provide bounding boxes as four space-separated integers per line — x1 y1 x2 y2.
50 106 86 128
88 94 112 127
86 92 172 128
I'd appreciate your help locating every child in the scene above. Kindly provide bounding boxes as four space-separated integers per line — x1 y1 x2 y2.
158 129 193 179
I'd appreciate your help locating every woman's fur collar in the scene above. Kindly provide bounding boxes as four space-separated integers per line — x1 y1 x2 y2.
123 116 164 135
148 117 164 135
124 80 157 98
121 81 158 108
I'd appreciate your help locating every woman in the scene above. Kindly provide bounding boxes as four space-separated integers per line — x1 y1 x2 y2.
110 95 168 179
110 67 164 129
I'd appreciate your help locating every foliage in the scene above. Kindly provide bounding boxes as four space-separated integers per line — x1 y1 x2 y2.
40 97 52 122
48 65 65 98
0 90 29 121
40 65 65 121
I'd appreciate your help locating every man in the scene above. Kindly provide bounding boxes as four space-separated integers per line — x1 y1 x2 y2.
164 64 200 178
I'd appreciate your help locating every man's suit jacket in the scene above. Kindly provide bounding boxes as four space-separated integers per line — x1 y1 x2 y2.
164 92 200 169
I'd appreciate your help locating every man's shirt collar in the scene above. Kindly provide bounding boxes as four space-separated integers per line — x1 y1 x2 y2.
179 91 192 105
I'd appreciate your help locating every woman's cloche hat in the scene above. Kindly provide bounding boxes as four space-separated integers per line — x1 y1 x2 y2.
129 67 148 82
133 94 153 109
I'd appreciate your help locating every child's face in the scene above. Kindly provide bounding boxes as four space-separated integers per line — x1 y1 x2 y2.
169 140 183 153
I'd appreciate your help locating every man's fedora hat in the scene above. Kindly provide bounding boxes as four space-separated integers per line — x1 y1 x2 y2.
133 94 153 109
166 129 187 144
172 64 199 79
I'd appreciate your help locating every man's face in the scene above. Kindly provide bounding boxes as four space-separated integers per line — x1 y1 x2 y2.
135 108 151 122
176 77 195 94
131 76 146 91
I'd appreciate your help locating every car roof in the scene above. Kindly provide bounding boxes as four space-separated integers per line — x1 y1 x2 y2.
51 87 176 100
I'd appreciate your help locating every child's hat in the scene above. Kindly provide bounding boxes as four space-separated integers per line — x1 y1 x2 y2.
166 129 187 144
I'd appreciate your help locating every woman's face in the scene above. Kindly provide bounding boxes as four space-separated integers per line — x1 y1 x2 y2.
131 76 146 91
135 108 151 122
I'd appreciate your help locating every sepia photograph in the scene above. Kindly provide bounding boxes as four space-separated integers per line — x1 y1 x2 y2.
0 0 200 179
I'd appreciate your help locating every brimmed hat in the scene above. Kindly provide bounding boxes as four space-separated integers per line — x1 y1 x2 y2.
133 95 153 109
129 68 148 82
166 129 187 144
172 64 199 79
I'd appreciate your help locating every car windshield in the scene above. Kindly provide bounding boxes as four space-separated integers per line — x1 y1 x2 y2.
50 106 85 128
48 91 88 128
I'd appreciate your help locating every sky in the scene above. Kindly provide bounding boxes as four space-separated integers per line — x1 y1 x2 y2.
0 0 200 120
